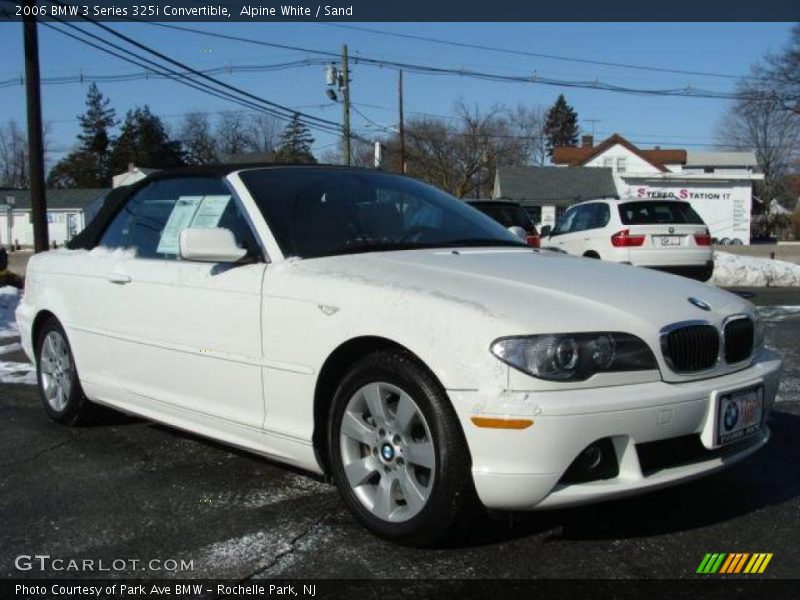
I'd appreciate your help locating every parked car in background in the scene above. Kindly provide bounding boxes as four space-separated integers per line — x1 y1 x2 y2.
17 167 779 545
541 198 714 281
467 198 540 247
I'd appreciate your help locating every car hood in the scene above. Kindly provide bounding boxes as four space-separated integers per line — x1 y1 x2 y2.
286 247 751 334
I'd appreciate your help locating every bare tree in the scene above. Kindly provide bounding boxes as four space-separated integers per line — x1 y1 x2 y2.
179 112 219 165
402 101 524 198
0 120 29 188
506 104 548 166
718 78 800 207
215 111 251 157
247 113 281 155
763 23 800 115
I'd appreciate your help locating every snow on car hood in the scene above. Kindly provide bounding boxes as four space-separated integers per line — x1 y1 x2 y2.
283 247 751 335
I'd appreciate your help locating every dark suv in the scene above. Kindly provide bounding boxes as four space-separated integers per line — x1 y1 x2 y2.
467 199 540 247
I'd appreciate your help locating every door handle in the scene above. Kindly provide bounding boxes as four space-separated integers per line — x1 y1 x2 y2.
107 272 131 284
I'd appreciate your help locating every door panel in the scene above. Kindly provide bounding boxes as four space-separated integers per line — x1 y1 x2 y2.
89 176 267 428
106 257 266 427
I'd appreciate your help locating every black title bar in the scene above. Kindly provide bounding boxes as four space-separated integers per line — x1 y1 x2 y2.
1 0 798 22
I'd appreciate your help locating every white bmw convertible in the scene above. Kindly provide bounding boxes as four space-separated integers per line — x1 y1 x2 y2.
16 166 781 545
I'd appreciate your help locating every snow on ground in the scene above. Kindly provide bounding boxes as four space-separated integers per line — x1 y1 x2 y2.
710 251 800 287
0 286 20 338
0 360 36 385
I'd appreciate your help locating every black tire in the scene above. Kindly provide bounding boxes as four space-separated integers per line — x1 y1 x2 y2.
35 317 95 426
583 251 601 259
327 349 476 546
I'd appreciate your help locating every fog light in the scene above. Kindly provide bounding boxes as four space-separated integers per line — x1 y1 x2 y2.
559 438 619 485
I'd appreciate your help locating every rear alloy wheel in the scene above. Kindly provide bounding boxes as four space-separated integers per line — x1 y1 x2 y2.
36 318 94 426
328 350 475 546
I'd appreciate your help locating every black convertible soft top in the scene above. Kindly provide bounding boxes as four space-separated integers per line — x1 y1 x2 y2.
67 163 367 250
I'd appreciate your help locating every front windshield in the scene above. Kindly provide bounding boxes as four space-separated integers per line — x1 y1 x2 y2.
239 167 526 258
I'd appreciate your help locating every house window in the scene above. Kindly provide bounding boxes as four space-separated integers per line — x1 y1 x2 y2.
616 158 627 173
704 167 714 173
602 157 614 169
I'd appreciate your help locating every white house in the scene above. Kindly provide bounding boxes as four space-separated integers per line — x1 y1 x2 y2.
552 134 763 244
0 188 108 248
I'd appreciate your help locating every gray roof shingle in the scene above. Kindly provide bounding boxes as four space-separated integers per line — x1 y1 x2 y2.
494 166 618 207
0 188 110 211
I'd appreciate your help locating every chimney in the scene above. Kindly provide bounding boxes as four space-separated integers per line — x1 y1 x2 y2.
581 135 593 148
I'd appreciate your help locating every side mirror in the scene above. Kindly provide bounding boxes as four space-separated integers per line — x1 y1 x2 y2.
507 225 527 241
179 228 247 263
540 225 552 237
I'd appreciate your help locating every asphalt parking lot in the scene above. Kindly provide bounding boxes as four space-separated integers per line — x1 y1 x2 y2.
1 290 799 581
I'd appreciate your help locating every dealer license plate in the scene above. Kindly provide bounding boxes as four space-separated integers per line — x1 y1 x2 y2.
655 235 681 246
716 386 763 446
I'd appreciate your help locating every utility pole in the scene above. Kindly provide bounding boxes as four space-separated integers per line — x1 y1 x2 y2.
398 70 405 174
341 44 351 166
23 2 48 253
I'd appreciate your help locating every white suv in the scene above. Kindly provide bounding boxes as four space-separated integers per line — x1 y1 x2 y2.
542 198 714 281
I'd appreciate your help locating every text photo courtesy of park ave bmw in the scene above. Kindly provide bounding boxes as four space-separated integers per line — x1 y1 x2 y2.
0 0 799 595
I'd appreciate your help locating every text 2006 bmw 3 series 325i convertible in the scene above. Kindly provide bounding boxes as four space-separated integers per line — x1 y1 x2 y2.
16 165 781 545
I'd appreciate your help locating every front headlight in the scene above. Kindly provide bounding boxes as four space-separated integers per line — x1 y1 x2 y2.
490 332 658 381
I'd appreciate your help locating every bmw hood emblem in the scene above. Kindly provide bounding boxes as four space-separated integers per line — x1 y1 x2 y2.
688 297 712 311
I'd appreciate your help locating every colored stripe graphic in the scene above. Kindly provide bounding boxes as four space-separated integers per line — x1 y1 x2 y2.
697 553 727 574
698 553 773 574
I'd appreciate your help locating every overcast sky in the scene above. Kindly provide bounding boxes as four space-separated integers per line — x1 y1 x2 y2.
0 21 794 166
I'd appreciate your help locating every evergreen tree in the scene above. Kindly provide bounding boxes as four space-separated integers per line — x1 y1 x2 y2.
47 84 116 188
544 94 579 157
109 106 185 172
274 114 316 164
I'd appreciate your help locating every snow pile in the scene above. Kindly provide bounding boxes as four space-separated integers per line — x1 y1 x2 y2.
53 246 136 259
0 359 36 385
0 286 20 338
710 251 800 287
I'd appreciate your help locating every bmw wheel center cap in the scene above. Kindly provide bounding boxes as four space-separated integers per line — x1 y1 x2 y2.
381 443 395 462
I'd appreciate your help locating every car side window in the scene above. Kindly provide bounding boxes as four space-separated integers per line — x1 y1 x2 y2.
98 177 259 260
552 207 577 236
586 203 610 230
571 206 593 233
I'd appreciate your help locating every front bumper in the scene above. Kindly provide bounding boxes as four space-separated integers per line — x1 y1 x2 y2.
450 348 781 510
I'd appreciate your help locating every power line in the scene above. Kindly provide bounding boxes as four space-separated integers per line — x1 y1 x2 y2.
73 14 346 133
0 58 331 90
125 21 781 103
44 21 308 128
39 18 375 157
41 14 364 148
320 23 761 83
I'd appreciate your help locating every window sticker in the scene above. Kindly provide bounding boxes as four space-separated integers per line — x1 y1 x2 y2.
155 195 231 255
191 195 231 229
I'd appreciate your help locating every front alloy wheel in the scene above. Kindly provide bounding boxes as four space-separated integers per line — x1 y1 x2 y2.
328 350 476 546
339 381 436 523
